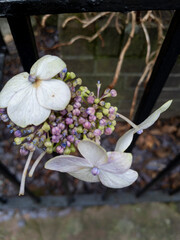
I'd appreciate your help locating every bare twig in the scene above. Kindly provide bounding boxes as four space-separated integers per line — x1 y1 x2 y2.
41 14 52 27
83 12 110 28
115 14 122 34
109 12 136 89
129 11 164 119
51 13 115 49
62 16 86 28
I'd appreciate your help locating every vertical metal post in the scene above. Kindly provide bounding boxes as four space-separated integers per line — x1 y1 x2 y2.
128 10 180 151
0 31 7 88
7 15 38 72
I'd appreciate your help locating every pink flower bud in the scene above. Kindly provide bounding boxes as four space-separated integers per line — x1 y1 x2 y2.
56 146 64 154
94 129 102 136
83 121 91 129
52 127 61 135
67 135 75 143
110 89 117 97
87 107 95 115
100 119 106 126
78 117 86 124
105 127 113 135
87 96 95 104
109 107 115 114
73 108 81 116
74 102 81 108
65 118 73 125
89 115 96 122
58 123 65 130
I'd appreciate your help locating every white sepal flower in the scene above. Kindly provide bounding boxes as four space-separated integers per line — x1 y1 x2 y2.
115 100 172 152
0 55 71 127
45 140 138 189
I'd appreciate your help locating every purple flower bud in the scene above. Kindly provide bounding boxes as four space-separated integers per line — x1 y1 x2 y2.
137 129 143 134
74 102 81 108
20 148 29 156
0 108 5 113
56 146 64 154
67 135 75 143
87 96 95 104
52 127 61 135
75 140 80 146
67 141 71 147
58 123 65 130
87 107 95 115
1 114 9 122
105 127 113 135
78 117 86 124
71 129 77 135
52 135 60 143
73 108 81 116
49 114 56 121
100 119 106 126
89 115 96 122
83 121 91 129
109 114 116 120
65 118 73 125
94 129 102 136
109 107 115 114
110 89 117 97
91 167 100 176
74 96 82 102
82 112 88 118
14 130 22 137
60 110 67 116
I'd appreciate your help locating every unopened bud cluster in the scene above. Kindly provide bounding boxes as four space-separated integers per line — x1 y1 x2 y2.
0 72 118 156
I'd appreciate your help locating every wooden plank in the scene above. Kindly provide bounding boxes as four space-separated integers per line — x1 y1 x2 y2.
0 0 180 16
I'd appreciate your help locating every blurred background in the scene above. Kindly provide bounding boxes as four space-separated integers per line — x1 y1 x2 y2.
0 11 180 240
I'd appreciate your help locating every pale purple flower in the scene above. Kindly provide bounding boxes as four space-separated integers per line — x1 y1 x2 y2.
45 140 138 189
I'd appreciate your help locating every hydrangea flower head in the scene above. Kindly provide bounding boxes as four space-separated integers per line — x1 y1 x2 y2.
0 55 71 127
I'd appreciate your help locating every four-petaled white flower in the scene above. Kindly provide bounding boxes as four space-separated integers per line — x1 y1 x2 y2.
115 100 172 152
0 55 71 127
45 140 138 188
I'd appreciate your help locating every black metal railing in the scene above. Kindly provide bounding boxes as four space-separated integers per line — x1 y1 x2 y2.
0 0 179 208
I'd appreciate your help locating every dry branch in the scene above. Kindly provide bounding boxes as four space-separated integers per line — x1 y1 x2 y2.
109 12 136 89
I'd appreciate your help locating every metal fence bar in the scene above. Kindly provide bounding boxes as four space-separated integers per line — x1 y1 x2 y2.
0 31 7 88
7 15 38 72
169 186 180 195
0 0 180 16
136 154 180 197
128 10 180 152
1 191 180 209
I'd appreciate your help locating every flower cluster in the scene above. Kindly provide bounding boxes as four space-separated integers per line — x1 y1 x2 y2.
0 55 172 195
0 72 118 157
